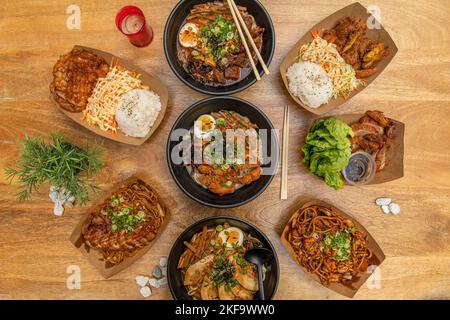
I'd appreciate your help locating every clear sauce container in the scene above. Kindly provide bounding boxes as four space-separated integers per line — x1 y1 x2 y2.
342 151 376 185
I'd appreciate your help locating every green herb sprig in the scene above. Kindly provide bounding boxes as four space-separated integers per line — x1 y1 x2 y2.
4 132 104 205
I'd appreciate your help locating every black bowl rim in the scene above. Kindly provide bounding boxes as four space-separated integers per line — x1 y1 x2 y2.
163 0 276 95
167 215 280 300
166 95 279 209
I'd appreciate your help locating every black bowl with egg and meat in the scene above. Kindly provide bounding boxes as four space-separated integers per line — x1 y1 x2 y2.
163 0 275 95
166 96 279 209
167 216 280 300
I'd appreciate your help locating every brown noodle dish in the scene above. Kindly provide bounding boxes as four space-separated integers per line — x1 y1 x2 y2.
82 179 166 264
178 222 265 300
285 205 372 285
186 110 262 196
177 1 264 87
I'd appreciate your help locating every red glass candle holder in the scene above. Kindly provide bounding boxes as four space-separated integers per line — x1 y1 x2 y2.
115 6 153 47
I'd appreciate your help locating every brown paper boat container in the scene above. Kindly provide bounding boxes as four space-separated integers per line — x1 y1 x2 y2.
279 2 398 115
337 114 404 185
280 199 385 298
50 45 169 145
69 176 170 278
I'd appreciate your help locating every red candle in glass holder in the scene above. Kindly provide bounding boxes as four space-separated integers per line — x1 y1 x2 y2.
115 6 153 47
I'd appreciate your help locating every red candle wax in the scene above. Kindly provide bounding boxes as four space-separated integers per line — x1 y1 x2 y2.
115 6 153 47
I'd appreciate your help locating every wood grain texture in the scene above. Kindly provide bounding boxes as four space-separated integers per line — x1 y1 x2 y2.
0 0 449 300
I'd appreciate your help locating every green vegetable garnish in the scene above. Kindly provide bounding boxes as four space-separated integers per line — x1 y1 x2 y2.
216 118 227 128
323 230 353 261
216 225 224 232
302 117 354 189
4 132 104 205
108 206 146 234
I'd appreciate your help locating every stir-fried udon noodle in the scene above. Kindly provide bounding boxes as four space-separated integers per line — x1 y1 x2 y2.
285 205 372 285
178 222 266 300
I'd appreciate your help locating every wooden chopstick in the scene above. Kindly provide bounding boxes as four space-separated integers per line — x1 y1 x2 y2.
226 0 260 81
228 0 270 75
281 105 290 200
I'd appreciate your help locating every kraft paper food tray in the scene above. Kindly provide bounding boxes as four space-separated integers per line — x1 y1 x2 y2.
280 199 385 298
50 45 169 146
337 114 404 185
280 2 398 115
69 176 170 279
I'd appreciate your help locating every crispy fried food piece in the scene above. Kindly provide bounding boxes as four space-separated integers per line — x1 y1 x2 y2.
350 111 396 171
50 49 109 112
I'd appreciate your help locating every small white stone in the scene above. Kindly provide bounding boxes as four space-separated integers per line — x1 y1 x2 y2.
49 191 58 203
139 286 152 298
381 205 391 214
53 203 64 216
389 202 401 215
376 197 392 206
152 266 162 278
159 257 168 268
161 266 167 277
148 278 160 288
65 201 74 209
135 275 149 287
157 277 168 287
66 195 75 203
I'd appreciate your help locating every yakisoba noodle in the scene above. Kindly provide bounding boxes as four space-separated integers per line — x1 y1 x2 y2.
286 205 372 285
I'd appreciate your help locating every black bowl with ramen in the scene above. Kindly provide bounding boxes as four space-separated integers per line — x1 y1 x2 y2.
163 0 275 95
167 216 280 300
166 96 279 208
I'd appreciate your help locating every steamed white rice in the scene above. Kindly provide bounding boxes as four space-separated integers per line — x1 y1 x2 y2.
116 89 161 138
286 61 333 108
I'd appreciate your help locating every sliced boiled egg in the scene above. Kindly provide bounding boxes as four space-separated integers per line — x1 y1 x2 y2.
179 23 199 48
194 114 216 139
218 227 244 248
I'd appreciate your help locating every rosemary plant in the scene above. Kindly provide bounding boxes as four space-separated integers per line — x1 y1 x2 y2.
4 132 104 205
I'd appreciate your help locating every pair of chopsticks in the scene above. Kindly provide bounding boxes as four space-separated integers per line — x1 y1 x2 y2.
226 0 270 80
280 105 290 200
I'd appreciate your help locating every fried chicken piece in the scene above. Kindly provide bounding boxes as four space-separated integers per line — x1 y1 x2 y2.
50 49 109 112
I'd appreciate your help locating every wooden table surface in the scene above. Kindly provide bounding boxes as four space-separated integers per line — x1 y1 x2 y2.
1 0 449 300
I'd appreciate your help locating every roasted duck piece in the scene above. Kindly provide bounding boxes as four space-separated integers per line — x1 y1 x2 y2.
322 17 389 79
350 110 396 171
82 179 166 264
50 49 109 112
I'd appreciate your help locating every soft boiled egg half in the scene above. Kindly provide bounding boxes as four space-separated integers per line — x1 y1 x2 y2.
179 23 199 48
218 227 244 248
194 114 216 139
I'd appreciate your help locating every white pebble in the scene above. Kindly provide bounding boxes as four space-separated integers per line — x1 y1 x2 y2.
152 266 162 278
389 202 401 215
49 191 58 203
66 195 75 203
157 277 168 287
135 275 149 287
161 267 167 277
159 257 168 268
376 197 392 206
381 205 391 214
149 278 160 288
53 203 64 216
139 286 152 298
65 201 74 209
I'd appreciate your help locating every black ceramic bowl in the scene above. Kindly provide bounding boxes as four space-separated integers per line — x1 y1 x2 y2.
167 216 280 300
163 0 275 95
166 96 279 208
